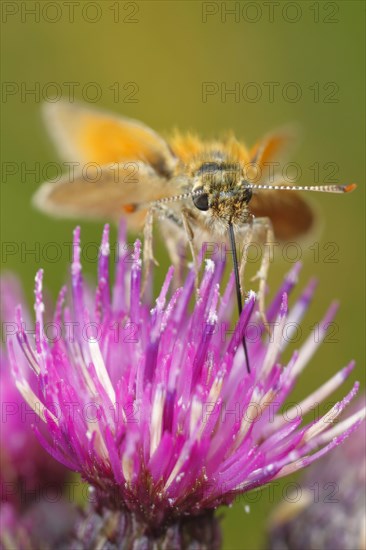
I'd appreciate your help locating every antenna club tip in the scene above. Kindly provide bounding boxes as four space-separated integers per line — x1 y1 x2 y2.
344 183 357 193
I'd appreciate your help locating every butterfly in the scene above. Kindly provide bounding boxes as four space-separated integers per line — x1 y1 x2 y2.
34 100 356 372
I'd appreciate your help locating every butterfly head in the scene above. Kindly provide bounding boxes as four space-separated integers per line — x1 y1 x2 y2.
192 161 253 227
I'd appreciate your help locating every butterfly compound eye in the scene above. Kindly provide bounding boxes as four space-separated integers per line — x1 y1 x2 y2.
193 192 209 211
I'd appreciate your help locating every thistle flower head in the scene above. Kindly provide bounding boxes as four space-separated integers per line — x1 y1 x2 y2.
1 276 75 549
268 396 366 550
8 224 365 531
0 275 68 507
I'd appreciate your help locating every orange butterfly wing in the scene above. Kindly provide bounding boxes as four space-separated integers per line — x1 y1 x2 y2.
42 100 176 175
249 190 315 241
249 130 315 240
34 101 178 225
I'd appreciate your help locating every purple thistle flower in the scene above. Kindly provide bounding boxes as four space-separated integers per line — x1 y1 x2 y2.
0 275 76 549
268 396 366 550
8 224 365 537
0 275 68 507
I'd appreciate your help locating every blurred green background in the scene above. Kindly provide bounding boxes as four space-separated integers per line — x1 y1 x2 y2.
1 1 364 548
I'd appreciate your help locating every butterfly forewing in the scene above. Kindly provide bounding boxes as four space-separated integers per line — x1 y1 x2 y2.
42 100 177 175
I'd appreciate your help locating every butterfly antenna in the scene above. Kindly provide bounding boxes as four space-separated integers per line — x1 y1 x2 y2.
246 183 357 194
153 189 205 206
228 223 250 374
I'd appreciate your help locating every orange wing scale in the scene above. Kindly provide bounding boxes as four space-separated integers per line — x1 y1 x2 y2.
249 131 294 168
80 119 166 167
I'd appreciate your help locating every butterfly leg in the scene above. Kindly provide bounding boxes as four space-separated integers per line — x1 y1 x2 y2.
157 206 201 288
250 217 275 330
143 207 159 266
141 207 160 296
143 202 201 290
238 223 254 298
181 208 201 291
158 214 192 287
143 202 187 290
